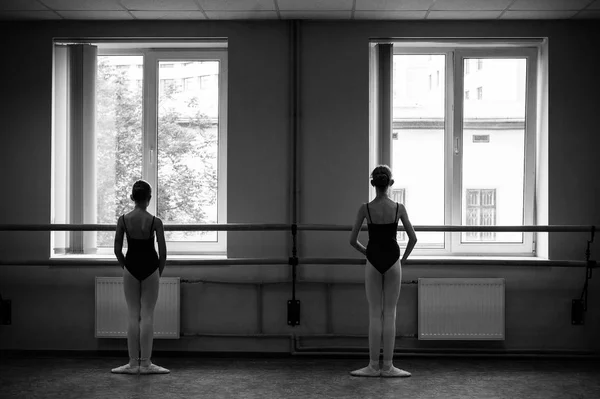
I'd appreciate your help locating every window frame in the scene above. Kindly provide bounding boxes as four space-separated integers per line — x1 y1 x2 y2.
143 50 228 255
381 43 538 256
52 44 228 257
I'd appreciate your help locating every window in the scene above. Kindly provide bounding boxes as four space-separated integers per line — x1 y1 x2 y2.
428 74 432 90
436 70 440 87
372 41 538 255
391 188 407 241
200 75 217 90
51 41 228 256
466 189 496 241
477 59 483 70
183 77 196 91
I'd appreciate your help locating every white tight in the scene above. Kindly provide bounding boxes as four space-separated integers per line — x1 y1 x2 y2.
365 260 401 363
123 268 160 363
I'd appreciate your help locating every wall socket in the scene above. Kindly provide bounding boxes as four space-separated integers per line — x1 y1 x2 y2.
571 299 584 325
0 299 11 325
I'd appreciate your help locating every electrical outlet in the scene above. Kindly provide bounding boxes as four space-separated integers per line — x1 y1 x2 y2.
571 299 584 325
0 299 11 325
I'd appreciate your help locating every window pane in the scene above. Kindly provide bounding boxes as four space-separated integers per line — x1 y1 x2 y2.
96 56 144 247
461 58 527 243
393 55 446 247
157 60 220 242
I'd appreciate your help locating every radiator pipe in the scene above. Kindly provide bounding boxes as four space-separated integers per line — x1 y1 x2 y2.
326 284 333 334
178 333 599 358
257 283 263 334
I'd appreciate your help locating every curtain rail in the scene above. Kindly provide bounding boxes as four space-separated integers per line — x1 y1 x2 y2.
0 258 595 268
0 224 595 232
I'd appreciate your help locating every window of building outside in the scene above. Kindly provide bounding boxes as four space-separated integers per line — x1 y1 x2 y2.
466 189 496 241
378 42 538 256
391 188 407 241
51 41 228 257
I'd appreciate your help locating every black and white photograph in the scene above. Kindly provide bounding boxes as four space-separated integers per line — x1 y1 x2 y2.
0 1 599 398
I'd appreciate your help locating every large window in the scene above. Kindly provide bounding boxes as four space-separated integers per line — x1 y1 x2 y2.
51 41 228 256
372 41 538 256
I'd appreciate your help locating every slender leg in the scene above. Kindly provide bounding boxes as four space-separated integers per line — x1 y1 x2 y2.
138 269 169 374
350 261 382 377
139 269 159 366
365 260 384 365
381 261 411 378
382 261 401 363
111 268 141 374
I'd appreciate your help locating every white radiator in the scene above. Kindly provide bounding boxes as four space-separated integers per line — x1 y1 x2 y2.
418 278 505 340
95 277 180 339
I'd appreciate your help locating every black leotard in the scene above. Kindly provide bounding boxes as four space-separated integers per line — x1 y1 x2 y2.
365 202 401 274
122 215 159 282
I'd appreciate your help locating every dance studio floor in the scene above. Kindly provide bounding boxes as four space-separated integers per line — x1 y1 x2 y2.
1 354 599 399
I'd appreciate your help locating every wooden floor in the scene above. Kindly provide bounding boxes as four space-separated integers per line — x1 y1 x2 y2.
1 354 599 399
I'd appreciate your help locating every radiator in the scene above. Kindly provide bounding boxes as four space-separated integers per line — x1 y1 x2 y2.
418 278 505 340
95 277 180 339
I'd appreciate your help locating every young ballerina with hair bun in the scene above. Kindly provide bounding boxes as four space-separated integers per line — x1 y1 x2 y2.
112 180 169 375
349 165 418 377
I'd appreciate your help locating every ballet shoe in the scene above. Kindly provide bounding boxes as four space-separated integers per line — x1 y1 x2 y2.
381 366 411 378
350 365 380 377
139 363 170 374
111 364 139 374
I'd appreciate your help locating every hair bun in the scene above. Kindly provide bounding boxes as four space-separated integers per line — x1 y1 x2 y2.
131 180 152 203
373 173 390 186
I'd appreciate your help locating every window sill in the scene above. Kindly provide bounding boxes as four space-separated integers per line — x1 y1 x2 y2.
409 255 544 261
402 255 587 268
50 254 227 261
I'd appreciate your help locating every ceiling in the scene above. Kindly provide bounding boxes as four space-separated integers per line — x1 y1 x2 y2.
0 0 599 21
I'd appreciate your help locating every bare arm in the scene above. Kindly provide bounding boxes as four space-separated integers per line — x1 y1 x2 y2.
399 204 417 263
155 218 167 276
113 216 126 268
349 204 367 256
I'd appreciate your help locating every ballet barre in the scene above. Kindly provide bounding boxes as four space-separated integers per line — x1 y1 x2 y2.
0 258 596 268
0 223 595 327
0 223 595 232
